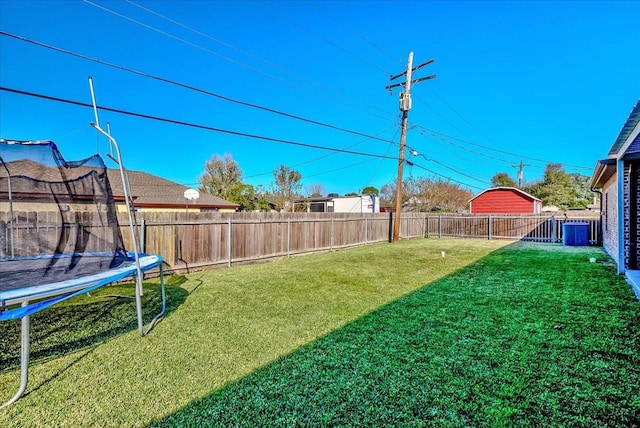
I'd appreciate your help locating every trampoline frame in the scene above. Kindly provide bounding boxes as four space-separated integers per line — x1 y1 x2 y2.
0 77 167 408
0 254 166 409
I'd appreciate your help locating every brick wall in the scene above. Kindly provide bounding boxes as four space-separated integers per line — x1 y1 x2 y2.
622 162 640 270
624 164 630 268
602 174 618 261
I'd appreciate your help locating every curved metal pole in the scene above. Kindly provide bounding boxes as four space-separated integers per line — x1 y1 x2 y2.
88 77 144 336
0 158 14 257
144 264 166 335
0 303 30 409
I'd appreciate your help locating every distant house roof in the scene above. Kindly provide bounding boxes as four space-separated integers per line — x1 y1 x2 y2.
106 169 238 210
0 139 239 210
469 187 541 203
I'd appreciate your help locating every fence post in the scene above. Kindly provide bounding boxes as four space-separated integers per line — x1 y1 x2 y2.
422 214 427 238
488 215 492 240
227 217 232 267
425 215 429 238
141 218 147 253
388 211 393 243
365 217 368 244
331 217 334 250
286 218 291 258
438 215 442 239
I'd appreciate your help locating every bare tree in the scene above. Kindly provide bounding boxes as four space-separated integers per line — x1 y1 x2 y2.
305 183 325 198
384 177 473 213
198 153 242 200
272 164 302 211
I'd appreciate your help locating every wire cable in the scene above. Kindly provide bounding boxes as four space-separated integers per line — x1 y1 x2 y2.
0 86 399 161
408 161 485 190
243 125 397 179
414 124 592 171
406 145 491 185
124 0 392 118
83 0 285 82
310 2 401 66
0 31 396 144
267 2 390 77
83 0 394 120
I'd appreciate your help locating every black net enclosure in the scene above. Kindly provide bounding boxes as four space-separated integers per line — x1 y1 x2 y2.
0 139 130 291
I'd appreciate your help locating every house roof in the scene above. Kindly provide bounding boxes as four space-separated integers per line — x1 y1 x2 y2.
294 195 374 203
106 169 238 209
590 158 616 189
590 99 640 188
0 158 238 210
469 187 541 203
607 99 640 157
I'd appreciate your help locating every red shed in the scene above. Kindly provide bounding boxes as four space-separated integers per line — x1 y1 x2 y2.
469 187 542 214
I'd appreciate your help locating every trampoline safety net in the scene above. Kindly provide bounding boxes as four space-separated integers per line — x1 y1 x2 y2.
0 139 131 291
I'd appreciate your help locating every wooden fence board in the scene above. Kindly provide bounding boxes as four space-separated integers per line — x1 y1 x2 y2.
4 212 600 272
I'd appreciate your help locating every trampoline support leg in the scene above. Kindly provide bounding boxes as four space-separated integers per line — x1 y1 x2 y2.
1 304 30 409
145 264 166 335
135 274 144 336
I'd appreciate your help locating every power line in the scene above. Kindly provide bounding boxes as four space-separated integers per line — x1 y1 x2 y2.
362 121 401 190
425 86 508 150
3 84 480 190
414 125 592 171
408 161 485 190
412 93 493 149
124 0 390 118
0 30 396 145
416 126 529 166
309 2 401 67
0 86 399 161
406 146 491 185
83 1 393 120
268 2 389 77
404 134 496 183
302 158 376 180
273 0 552 178
82 0 284 81
125 0 280 67
243 125 397 179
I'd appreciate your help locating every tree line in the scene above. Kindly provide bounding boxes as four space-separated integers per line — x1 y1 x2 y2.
491 163 593 211
198 153 593 212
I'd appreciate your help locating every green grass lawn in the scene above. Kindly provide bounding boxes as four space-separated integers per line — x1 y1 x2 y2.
1 239 639 427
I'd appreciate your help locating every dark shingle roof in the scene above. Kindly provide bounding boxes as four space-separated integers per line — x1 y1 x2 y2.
608 99 640 156
0 140 237 210
591 100 640 188
107 169 238 209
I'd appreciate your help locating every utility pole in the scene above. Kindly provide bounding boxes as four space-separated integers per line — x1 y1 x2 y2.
512 160 531 187
386 52 436 242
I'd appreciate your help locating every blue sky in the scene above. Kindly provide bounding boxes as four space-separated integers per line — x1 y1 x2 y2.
1 1 638 197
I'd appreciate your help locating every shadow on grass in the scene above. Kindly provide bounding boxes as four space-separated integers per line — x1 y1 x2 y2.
0 275 189 372
149 243 640 427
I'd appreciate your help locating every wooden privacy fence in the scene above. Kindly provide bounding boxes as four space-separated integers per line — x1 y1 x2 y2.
127 212 393 272
1 211 600 272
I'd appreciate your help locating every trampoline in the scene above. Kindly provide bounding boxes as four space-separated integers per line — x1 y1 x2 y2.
0 93 166 408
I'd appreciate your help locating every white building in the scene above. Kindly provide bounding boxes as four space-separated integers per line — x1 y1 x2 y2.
294 195 380 213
